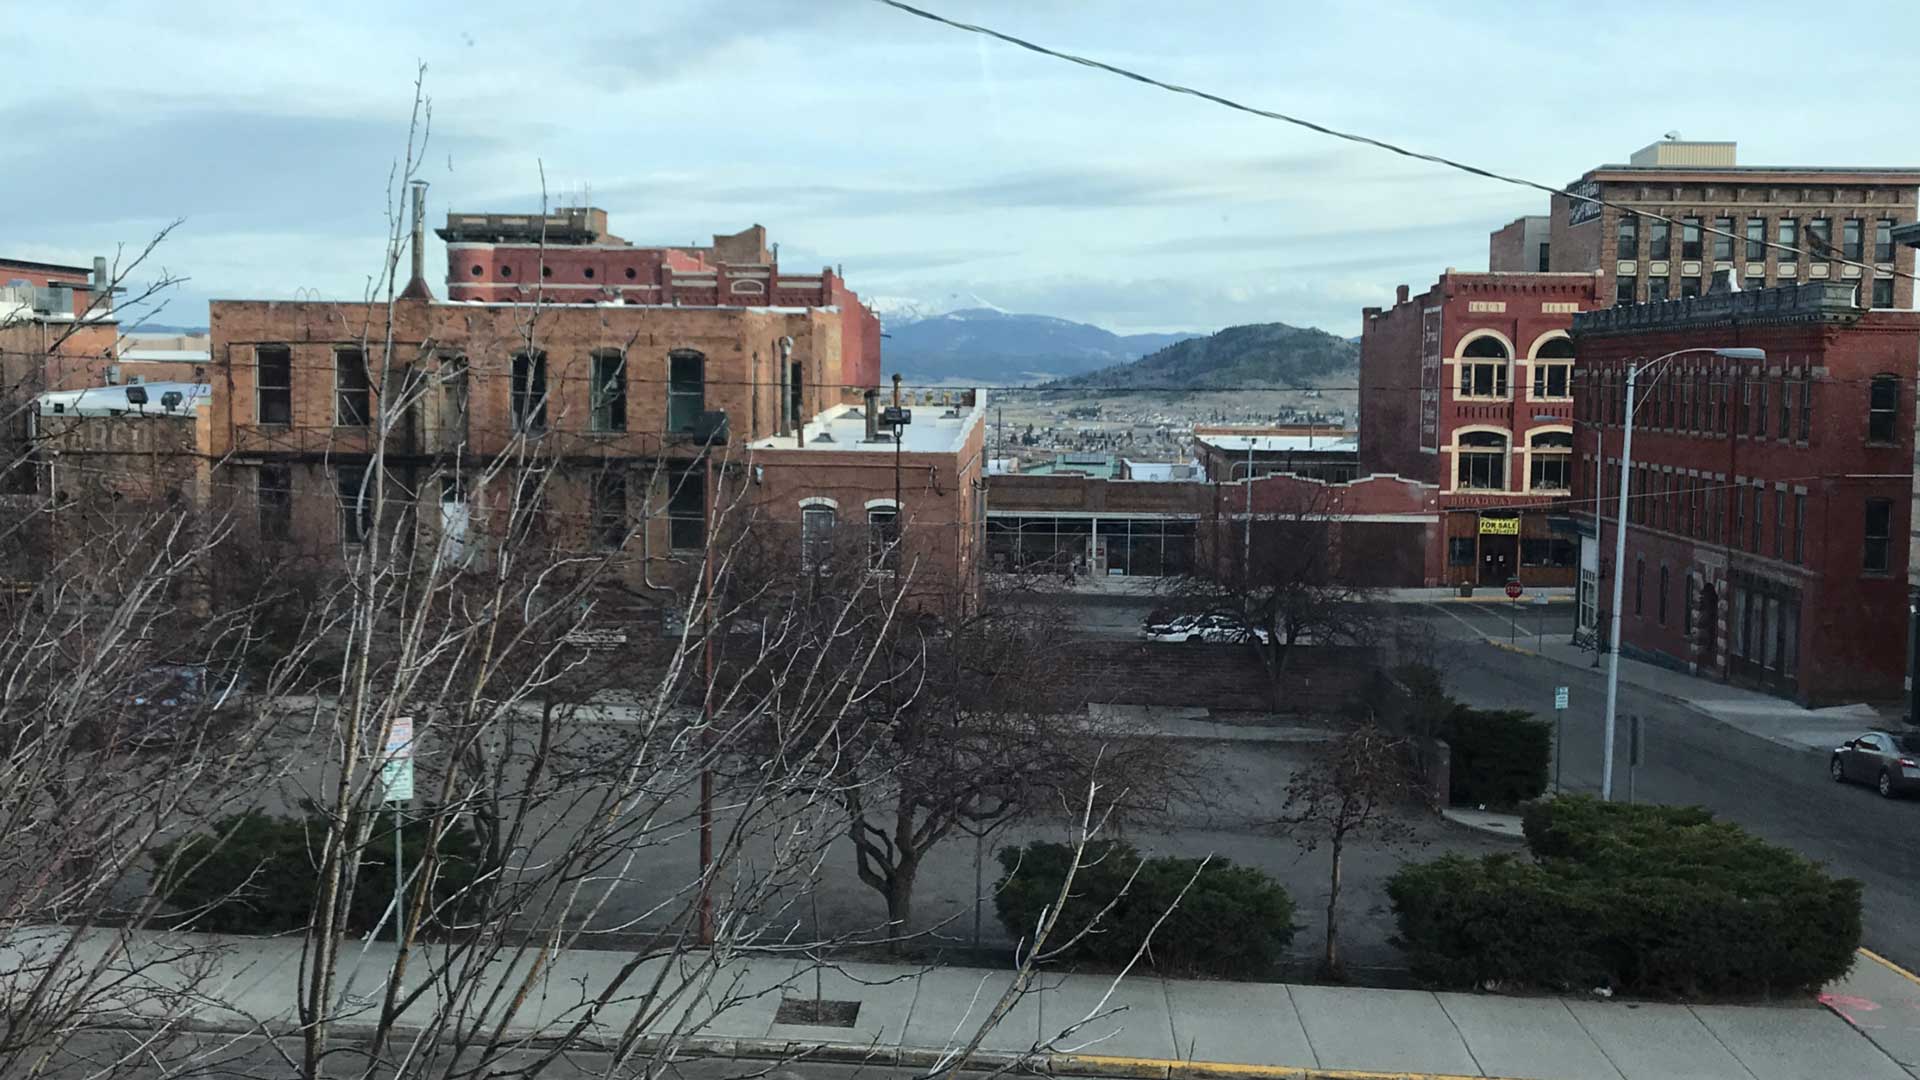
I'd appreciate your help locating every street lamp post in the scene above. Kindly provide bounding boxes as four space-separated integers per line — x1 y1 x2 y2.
1600 346 1764 801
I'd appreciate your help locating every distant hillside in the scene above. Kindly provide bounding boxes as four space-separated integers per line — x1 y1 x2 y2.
883 307 1200 385
1044 321 1358 390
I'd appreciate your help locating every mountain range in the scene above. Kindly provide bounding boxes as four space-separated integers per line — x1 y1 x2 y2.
876 302 1200 385
1043 321 1360 392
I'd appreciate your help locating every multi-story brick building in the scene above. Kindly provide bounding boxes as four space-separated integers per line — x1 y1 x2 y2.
1359 270 1608 589
1525 140 1920 310
1570 281 1920 705
194 193 979 615
2 256 119 494
1489 216 1552 273
437 210 880 391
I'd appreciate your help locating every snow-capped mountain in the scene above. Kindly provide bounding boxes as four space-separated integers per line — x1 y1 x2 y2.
865 291 1006 327
874 301 1201 385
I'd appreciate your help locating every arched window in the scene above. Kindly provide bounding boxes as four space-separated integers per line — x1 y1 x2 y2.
1528 430 1573 492
1459 337 1511 398
1456 431 1509 491
1868 374 1900 443
867 505 900 571
802 504 837 570
1531 336 1574 399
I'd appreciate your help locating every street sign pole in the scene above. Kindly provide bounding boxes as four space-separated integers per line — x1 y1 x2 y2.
1553 686 1569 793
381 716 415 940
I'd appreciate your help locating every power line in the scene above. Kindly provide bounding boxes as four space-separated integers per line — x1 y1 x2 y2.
873 0 1918 286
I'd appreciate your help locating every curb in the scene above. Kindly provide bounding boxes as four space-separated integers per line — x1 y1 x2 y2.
1858 947 1920 989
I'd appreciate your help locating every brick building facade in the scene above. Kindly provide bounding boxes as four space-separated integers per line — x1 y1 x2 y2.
1531 141 1920 311
2 256 120 494
986 469 1443 586
437 211 881 391
1360 270 1607 589
1570 282 1920 705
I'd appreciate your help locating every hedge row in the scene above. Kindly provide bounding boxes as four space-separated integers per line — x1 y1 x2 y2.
1388 797 1860 998
995 841 1295 978
152 809 483 936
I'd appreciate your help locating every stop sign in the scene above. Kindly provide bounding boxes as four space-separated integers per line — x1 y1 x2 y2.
1505 579 1523 600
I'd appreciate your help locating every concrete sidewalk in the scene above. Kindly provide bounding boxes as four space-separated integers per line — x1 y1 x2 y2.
6 927 1916 1079
1478 628 1889 754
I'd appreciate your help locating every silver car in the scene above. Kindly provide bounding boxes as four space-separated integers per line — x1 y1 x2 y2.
1142 612 1271 644
1829 730 1920 798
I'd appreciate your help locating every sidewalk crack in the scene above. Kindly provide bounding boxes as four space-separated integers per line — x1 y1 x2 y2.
1431 993 1488 1077
1281 985 1320 1070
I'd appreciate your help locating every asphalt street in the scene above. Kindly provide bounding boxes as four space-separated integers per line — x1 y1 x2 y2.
1419 600 1920 974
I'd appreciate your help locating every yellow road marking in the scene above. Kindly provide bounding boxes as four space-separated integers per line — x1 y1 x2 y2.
1056 1052 1524 1080
1860 947 1920 989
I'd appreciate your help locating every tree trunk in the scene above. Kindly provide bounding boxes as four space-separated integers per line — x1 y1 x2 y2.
1324 835 1343 977
884 856 920 955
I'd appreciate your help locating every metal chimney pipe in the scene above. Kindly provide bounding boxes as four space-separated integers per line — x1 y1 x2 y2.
409 180 429 286
864 389 880 442
91 256 108 296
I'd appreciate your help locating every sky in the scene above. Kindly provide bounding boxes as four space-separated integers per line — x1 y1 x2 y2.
7 0 1920 337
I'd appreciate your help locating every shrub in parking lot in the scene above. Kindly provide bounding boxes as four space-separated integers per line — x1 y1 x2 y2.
1440 707 1550 808
995 841 1296 978
1388 796 1861 998
152 808 482 936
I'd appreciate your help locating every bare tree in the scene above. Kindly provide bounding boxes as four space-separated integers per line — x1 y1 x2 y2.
1280 717 1425 978
1170 483 1381 709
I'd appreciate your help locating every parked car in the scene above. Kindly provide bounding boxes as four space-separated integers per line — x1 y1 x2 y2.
1829 730 1920 798
1142 612 1270 644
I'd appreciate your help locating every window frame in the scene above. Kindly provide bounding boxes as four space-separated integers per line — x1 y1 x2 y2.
1713 216 1734 261
1681 217 1702 261
1876 220 1896 262
1648 219 1671 261
590 349 628 433
1843 219 1865 262
1865 497 1893 573
668 350 707 433
867 506 901 572
1777 218 1799 264
1745 217 1766 262
1871 278 1896 310
255 344 293 425
592 469 628 551
1455 431 1510 491
1531 360 1572 400
510 350 549 434
1527 430 1573 492
801 503 838 571
333 346 371 428
337 464 372 545
668 466 706 551
1868 375 1900 444
258 464 292 540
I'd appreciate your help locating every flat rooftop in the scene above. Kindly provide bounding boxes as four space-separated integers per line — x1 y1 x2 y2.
1195 433 1358 454
752 393 986 455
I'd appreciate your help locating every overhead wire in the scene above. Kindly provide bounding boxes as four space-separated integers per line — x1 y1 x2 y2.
872 0 1918 286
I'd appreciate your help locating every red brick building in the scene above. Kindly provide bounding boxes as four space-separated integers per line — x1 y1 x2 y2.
986 469 1443 586
2 256 120 494
437 210 881 391
194 194 979 614
1570 281 1920 704
1360 270 1608 589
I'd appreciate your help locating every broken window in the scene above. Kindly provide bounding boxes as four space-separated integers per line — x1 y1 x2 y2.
802 504 836 571
591 349 627 432
256 345 292 424
335 347 371 427
511 350 548 433
1458 337 1509 399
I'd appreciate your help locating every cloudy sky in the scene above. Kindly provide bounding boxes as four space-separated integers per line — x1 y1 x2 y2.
8 1 1919 336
